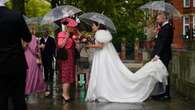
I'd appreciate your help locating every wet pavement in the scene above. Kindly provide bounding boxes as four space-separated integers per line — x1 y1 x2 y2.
26 72 195 110
27 88 195 110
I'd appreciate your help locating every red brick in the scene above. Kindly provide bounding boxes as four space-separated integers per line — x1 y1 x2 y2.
170 0 195 48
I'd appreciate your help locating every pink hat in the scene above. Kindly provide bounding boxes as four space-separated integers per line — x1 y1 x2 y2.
61 18 78 28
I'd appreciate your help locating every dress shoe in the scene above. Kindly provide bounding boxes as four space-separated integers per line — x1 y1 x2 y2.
161 95 171 100
61 96 71 102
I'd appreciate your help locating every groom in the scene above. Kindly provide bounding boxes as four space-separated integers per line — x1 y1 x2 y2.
152 12 173 99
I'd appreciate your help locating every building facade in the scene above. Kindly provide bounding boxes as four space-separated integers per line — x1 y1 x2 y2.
170 0 195 48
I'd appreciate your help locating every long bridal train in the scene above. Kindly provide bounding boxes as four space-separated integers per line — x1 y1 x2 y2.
85 30 168 103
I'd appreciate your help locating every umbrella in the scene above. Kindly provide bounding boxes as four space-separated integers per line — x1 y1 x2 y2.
79 12 116 33
26 16 43 25
25 16 59 31
41 5 81 24
139 1 181 17
23 15 29 20
38 23 59 32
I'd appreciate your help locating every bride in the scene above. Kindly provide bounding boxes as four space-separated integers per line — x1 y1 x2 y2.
85 22 168 103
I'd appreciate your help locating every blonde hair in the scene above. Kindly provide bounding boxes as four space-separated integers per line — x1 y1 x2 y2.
29 24 36 35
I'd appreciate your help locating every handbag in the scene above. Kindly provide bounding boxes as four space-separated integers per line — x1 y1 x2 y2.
57 47 68 60
75 47 80 59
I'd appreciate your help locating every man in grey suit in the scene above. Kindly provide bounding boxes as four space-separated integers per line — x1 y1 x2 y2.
0 1 32 110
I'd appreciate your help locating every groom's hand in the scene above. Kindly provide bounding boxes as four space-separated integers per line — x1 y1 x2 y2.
152 55 160 61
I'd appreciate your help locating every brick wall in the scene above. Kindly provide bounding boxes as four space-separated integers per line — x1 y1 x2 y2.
170 0 195 48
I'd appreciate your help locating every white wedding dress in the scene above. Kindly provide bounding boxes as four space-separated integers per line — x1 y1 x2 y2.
85 30 168 103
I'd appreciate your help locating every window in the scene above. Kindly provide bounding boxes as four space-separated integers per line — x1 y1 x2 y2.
193 16 195 37
183 16 190 39
184 0 190 8
193 0 195 7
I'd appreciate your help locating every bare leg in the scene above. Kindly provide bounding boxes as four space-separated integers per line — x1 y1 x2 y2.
62 83 70 100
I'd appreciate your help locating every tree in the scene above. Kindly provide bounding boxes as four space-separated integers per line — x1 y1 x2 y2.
27 0 155 49
45 0 153 48
26 0 51 17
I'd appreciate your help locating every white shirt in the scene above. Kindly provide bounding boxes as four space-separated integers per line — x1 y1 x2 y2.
155 21 169 38
162 21 169 27
44 37 48 43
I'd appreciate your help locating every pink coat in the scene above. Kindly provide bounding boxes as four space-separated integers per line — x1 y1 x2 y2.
57 31 75 49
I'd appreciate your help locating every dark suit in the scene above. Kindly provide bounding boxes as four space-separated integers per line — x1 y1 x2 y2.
152 23 173 67
0 6 31 110
40 36 56 91
152 22 173 97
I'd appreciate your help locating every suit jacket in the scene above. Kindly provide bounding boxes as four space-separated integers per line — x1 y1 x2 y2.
0 6 32 75
40 36 56 64
152 23 173 66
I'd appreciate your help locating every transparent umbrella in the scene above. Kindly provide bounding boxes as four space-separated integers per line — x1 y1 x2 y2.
139 1 181 17
41 5 81 24
79 12 116 33
38 23 59 32
25 16 59 31
23 15 29 21
26 16 43 25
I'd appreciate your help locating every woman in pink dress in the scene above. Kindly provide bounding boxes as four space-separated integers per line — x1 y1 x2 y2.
24 25 46 96
57 18 79 102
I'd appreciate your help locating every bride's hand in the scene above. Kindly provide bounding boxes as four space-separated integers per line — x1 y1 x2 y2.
152 55 160 61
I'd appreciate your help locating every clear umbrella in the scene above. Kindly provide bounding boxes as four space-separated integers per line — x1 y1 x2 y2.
38 23 59 32
25 16 59 31
26 16 43 25
23 15 29 21
139 1 181 17
41 5 81 24
79 12 116 33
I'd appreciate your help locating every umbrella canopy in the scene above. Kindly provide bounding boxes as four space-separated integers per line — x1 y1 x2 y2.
139 1 181 17
38 23 59 32
79 12 116 33
26 16 43 25
23 15 29 21
25 16 59 32
41 5 81 24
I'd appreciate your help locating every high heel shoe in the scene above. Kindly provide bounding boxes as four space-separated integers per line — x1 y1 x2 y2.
61 96 71 102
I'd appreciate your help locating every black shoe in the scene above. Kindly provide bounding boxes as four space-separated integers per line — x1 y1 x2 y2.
162 95 171 100
150 96 161 100
151 94 167 100
61 96 71 102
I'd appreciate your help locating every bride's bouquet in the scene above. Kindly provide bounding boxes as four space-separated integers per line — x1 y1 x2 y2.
78 32 95 44
75 32 95 58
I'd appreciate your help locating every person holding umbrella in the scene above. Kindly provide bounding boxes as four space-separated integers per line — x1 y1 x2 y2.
81 12 168 103
57 18 80 102
151 12 173 100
